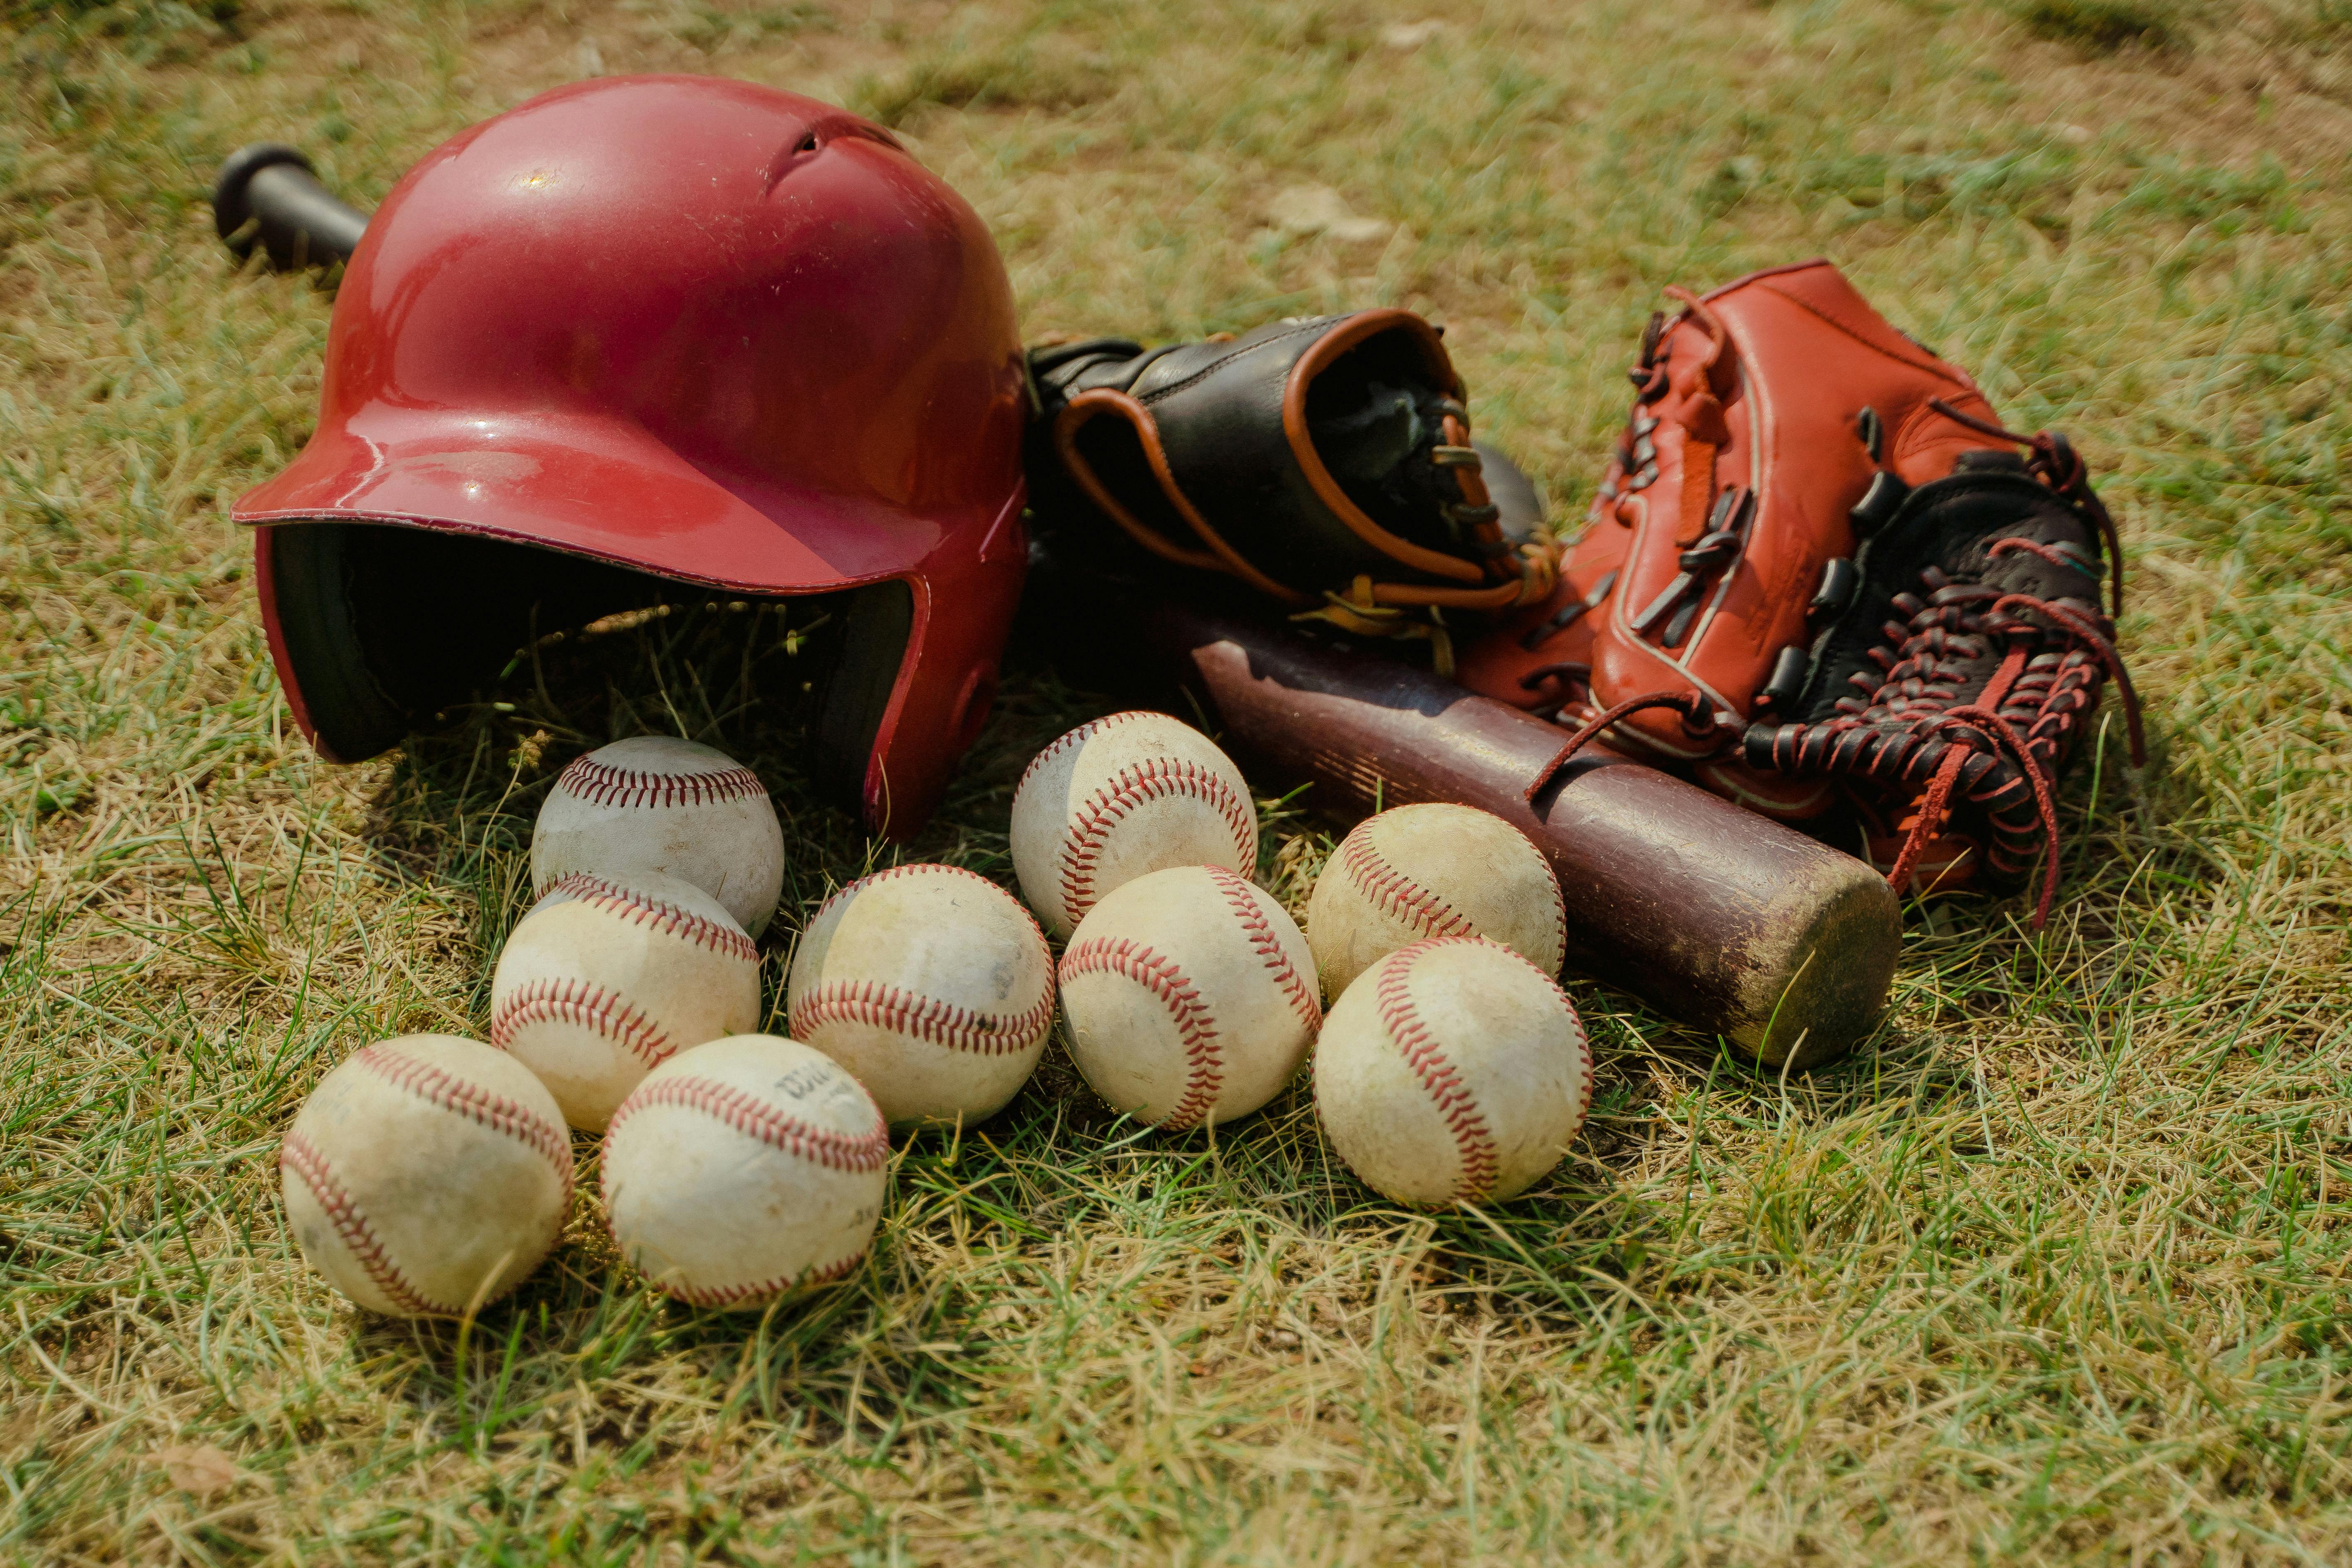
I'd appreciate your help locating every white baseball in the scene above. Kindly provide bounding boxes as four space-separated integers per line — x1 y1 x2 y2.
532 736 786 937
1010 711 1258 939
490 872 761 1132
602 1034 890 1308
1057 864 1320 1131
280 1035 572 1318
786 864 1056 1127
1305 803 1567 1002
1314 937 1593 1208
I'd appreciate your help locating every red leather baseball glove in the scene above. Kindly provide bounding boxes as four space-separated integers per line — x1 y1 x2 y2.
1456 260 2142 925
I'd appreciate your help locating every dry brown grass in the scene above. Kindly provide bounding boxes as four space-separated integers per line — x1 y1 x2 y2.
5 0 2352 1561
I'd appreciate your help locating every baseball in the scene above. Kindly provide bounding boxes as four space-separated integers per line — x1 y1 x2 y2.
1057 864 1320 1131
602 1034 890 1309
489 872 761 1132
1010 711 1258 938
786 864 1056 1127
1305 803 1567 1002
531 735 786 937
280 1035 573 1318
1314 937 1592 1208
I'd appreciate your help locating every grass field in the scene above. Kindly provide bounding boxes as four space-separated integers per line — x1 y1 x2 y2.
6 0 2352 1561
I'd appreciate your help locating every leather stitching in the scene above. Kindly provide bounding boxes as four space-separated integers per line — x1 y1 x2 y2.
539 873 758 963
1339 828 1477 940
1058 759 1253 925
659 1244 870 1307
1206 866 1319 1033
1059 936 1222 1131
797 866 1053 1054
790 978 1055 1058
492 977 679 1073
555 754 766 810
1375 941 1501 1202
280 1129 459 1316
354 1042 574 1181
1013 713 1125 802
605 1075 891 1174
1134 318 1326 407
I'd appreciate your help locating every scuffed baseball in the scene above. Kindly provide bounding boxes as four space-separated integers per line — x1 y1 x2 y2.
280 1035 572 1318
1010 711 1258 939
532 736 786 937
1306 803 1566 1002
490 872 761 1132
602 1034 889 1309
1314 937 1592 1208
787 864 1056 1127
1057 864 1320 1131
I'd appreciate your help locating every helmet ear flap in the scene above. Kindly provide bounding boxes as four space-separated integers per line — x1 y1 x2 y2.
260 522 413 764
812 580 914 827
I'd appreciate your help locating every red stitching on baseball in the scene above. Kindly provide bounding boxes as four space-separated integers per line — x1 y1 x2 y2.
605 1076 890 1174
537 873 758 963
790 980 1055 1058
280 1130 457 1316
354 1043 575 1183
492 977 679 1073
555 753 767 811
808 864 1043 940
1012 712 1138 800
1205 866 1320 1033
1375 940 1501 1202
1340 827 1476 939
1057 758 1255 925
1548 876 1569 975
1568 1009 1594 1125
1059 936 1222 1132
655 1245 870 1308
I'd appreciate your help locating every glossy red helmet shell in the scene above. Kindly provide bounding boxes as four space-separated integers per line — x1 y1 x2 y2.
235 75 1028 835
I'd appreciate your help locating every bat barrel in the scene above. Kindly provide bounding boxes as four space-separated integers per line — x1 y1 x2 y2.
214 144 369 271
1129 599 1901 1068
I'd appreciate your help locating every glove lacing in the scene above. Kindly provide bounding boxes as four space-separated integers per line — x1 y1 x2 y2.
1525 436 2145 931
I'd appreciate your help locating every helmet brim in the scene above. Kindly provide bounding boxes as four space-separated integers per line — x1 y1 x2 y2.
234 404 992 593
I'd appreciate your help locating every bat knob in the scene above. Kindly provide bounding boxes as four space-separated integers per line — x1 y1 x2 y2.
214 143 368 271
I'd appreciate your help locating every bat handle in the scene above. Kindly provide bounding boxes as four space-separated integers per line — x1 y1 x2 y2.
214 144 369 271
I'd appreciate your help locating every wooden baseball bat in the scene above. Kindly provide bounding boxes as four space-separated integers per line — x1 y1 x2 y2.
1092 596 1901 1068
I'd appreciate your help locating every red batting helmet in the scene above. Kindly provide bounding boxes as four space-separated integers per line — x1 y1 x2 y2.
234 75 1028 836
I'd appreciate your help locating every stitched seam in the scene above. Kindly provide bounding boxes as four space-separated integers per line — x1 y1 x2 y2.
555 754 766 810
660 1245 869 1306
1341 830 1477 939
790 979 1054 1058
1059 937 1222 1131
605 1077 890 1173
1012 713 1129 800
491 978 680 1073
280 1130 456 1315
354 1044 574 1182
812 863 1035 930
1136 319 1326 406
1376 942 1501 1202
1057 759 1253 924
540 874 758 963
1207 866 1319 1033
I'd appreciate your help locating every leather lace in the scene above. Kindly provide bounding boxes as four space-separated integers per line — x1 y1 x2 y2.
1523 689 1720 802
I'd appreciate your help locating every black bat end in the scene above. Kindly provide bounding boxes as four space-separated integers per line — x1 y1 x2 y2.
213 142 316 255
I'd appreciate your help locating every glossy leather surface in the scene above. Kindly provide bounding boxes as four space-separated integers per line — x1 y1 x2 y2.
1461 258 2003 812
